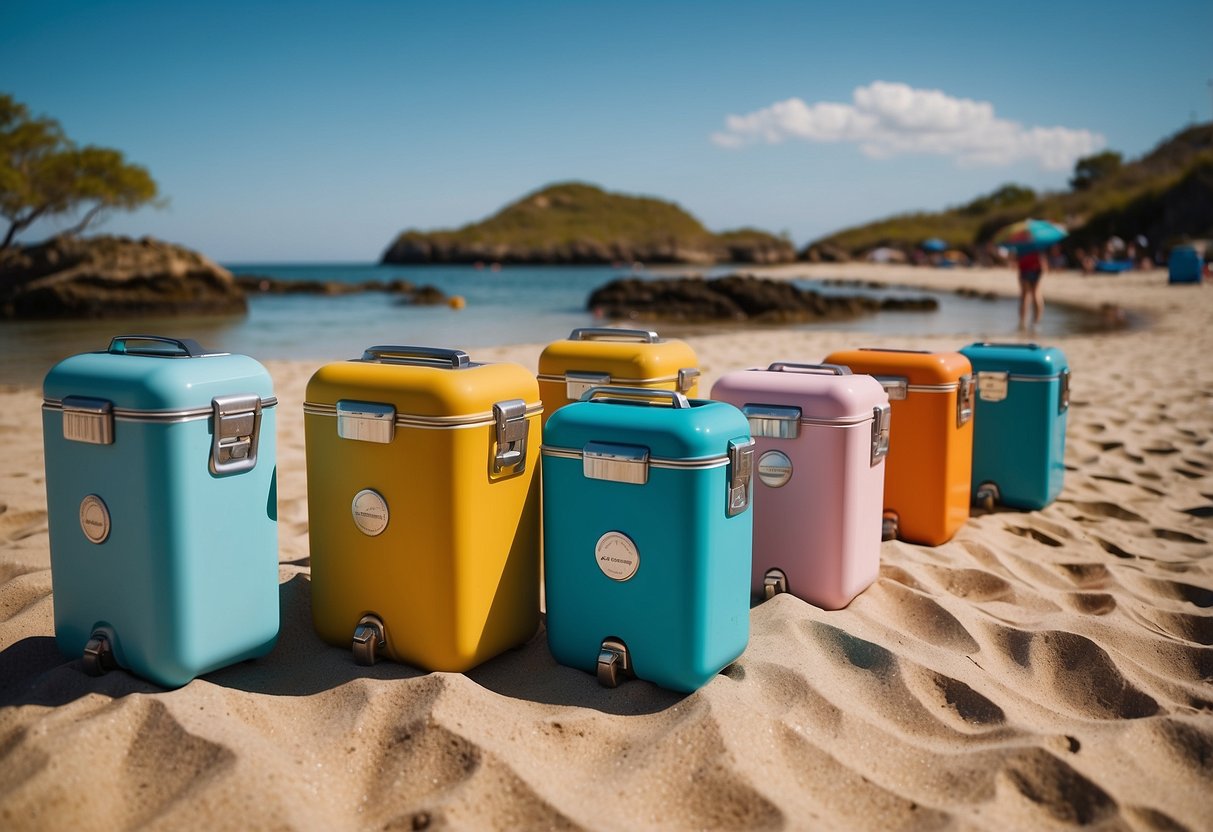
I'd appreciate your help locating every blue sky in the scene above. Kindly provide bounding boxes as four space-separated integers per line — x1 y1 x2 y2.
3 1 1211 261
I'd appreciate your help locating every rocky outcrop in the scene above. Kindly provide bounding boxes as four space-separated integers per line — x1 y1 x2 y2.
235 274 447 304
0 235 246 319
587 274 938 323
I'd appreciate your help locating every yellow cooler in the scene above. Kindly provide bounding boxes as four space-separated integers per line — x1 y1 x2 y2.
303 345 542 671
537 328 700 426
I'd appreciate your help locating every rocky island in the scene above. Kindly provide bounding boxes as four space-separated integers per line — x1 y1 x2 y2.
0 235 246 320
382 182 797 266
587 273 938 323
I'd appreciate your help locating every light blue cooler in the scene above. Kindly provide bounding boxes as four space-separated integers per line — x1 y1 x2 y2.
41 335 279 687
959 342 1069 511
541 387 754 694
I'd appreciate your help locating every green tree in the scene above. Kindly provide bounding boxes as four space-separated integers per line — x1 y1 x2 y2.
1069 150 1123 191
0 93 159 250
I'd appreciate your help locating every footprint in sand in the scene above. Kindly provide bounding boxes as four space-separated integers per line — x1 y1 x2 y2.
1066 592 1117 615
1007 524 1064 548
1152 528 1207 544
0 509 48 543
1180 505 1213 519
1096 537 1140 559
1069 501 1148 524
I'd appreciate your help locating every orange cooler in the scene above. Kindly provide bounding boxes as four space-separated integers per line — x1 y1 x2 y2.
824 348 974 546
304 346 542 671
537 328 699 426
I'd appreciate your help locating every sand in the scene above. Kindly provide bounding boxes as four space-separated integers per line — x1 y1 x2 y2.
1 265 1210 831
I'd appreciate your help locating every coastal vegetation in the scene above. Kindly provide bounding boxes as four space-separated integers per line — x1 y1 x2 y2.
0 93 159 251
807 123 1213 258
382 182 796 265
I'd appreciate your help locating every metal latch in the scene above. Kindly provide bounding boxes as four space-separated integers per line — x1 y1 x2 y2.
336 400 396 443
583 442 649 484
977 371 1009 402
1059 368 1071 413
210 394 262 475
874 376 908 400
726 437 756 517
61 396 114 445
491 399 529 475
566 371 610 400
677 367 700 393
742 404 801 439
957 374 974 427
870 404 891 466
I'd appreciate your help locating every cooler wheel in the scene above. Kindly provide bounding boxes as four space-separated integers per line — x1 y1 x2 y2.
596 638 632 688
352 615 386 666
763 568 788 600
82 632 116 676
975 483 1000 511
881 512 899 541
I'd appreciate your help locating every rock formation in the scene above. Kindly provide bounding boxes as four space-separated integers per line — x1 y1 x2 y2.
0 235 246 319
587 274 938 323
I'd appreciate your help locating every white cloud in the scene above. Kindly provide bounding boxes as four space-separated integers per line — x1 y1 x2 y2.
711 81 1105 171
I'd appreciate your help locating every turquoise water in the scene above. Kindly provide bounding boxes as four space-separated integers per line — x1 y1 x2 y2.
0 263 1097 385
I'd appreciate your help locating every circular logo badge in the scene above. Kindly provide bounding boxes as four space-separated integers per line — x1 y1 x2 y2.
351 489 389 536
757 450 793 488
595 531 640 582
79 494 110 544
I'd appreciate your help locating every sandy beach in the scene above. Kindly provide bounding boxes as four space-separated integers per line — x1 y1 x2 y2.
0 264 1209 831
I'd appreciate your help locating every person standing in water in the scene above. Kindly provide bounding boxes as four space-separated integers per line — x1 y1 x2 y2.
1017 247 1046 329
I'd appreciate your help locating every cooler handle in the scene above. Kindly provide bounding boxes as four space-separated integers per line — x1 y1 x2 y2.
582 386 689 408
569 327 660 343
857 347 931 354
361 345 470 368
108 335 206 357
972 342 1040 349
766 362 852 375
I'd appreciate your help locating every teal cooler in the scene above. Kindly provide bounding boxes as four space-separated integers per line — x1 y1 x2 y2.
541 387 754 694
41 336 279 687
959 342 1069 510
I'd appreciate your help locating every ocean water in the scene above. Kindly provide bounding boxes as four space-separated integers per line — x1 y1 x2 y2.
0 263 1100 385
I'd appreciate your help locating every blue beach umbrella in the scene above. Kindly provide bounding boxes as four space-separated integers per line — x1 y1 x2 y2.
921 237 947 252
995 219 1068 253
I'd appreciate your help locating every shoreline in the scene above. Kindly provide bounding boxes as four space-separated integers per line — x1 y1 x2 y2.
1 263 1210 829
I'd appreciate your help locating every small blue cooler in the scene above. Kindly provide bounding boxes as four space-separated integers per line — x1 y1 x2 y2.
41 335 280 687
1168 245 1204 284
959 342 1069 510
541 387 754 693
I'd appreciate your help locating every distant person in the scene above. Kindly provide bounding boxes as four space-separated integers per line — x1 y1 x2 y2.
1016 248 1046 330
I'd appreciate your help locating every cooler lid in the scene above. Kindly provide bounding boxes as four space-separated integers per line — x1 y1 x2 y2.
711 363 888 422
537 327 699 384
542 388 749 461
42 335 274 411
823 348 972 387
306 345 540 419
959 342 1068 378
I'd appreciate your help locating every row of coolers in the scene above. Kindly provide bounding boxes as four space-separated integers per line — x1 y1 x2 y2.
39 331 1068 694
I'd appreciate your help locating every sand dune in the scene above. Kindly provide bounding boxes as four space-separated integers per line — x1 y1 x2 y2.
1 266 1210 831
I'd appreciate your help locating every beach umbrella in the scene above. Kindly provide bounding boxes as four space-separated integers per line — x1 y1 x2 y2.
921 237 947 252
995 219 1068 253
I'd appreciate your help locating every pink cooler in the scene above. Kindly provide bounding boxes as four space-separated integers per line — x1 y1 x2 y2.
712 363 890 609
